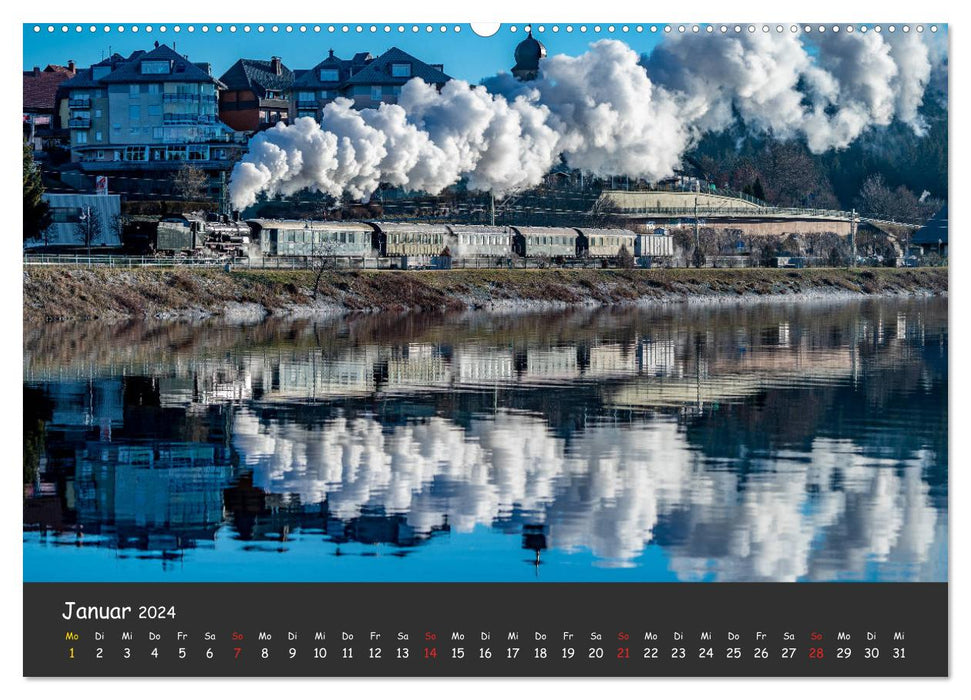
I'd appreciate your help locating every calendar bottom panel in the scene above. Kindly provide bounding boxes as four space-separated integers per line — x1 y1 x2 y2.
24 582 947 677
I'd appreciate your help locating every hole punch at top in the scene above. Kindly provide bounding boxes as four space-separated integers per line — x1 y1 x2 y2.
471 23 501 37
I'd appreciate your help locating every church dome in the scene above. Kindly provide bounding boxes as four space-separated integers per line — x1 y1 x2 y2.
514 30 547 71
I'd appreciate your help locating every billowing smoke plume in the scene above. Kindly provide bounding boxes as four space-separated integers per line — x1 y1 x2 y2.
230 31 941 210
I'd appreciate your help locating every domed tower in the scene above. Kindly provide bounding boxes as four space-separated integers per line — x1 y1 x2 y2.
512 29 546 81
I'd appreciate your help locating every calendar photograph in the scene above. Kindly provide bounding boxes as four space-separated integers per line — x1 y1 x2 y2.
21 18 948 677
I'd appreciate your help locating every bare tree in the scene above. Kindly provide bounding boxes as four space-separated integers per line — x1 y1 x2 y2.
617 244 635 269
172 164 209 202
854 174 943 224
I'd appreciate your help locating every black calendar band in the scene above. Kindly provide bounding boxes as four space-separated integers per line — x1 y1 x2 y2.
24 582 947 677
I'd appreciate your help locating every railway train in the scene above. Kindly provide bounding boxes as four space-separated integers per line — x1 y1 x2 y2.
123 217 674 266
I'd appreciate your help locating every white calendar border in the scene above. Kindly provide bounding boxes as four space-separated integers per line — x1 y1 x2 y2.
3 0 965 698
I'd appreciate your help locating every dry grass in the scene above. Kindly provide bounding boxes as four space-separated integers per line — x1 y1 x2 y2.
23 266 948 323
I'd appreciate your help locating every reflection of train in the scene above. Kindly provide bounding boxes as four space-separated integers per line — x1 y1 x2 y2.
123 217 672 265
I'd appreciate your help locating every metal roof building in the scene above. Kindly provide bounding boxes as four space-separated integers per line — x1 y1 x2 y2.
29 193 122 248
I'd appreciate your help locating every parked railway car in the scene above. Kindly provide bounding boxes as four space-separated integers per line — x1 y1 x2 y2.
510 226 581 258
246 219 375 257
634 228 675 258
444 224 514 260
575 228 637 258
373 222 448 266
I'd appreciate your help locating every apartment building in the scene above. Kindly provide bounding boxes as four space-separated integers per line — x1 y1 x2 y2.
58 43 244 185
218 56 295 132
290 46 450 120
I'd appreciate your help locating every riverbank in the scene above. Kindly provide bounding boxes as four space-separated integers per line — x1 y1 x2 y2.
22 266 947 323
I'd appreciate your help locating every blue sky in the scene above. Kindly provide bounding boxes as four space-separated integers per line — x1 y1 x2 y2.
22 23 666 84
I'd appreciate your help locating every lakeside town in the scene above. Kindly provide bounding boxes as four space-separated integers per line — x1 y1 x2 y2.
23 25 950 598
24 27 948 276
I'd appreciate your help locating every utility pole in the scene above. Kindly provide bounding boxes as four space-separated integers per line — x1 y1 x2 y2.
850 208 857 268
694 197 701 268
79 205 93 255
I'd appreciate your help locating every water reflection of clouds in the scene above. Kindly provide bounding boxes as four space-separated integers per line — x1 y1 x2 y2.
234 411 941 581
26 301 947 582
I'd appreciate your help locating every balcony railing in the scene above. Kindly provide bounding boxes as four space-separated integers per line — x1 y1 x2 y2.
162 114 217 125
68 98 91 108
68 118 91 129
163 93 201 103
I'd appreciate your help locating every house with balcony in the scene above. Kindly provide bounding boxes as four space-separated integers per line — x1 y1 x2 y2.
289 47 450 120
23 61 76 151
57 43 244 199
218 57 294 132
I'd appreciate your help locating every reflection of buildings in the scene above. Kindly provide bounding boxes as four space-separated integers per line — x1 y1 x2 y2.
24 300 948 581
74 443 232 549
23 376 235 557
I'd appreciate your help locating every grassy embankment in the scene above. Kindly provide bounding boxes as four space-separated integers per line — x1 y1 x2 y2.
23 266 948 323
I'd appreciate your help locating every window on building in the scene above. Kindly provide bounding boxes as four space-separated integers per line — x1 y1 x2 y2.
148 104 162 117
371 86 383 101
75 132 87 144
95 131 103 142
298 91 315 102
96 150 104 159
152 127 164 139
148 84 160 94
319 68 339 82
125 146 146 161
129 84 140 98
94 109 102 118
297 110 316 119
391 63 412 78
129 105 141 121
141 60 171 75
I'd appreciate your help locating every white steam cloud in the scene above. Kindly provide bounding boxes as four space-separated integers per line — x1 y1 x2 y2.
230 31 940 210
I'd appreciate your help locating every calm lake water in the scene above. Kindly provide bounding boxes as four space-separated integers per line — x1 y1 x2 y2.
23 298 947 582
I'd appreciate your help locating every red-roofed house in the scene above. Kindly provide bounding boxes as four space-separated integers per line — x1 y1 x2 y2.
24 62 76 150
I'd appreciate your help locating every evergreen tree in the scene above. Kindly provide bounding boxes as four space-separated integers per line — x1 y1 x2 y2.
23 142 52 242
752 177 766 202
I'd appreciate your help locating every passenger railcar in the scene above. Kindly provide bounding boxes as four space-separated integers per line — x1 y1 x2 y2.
575 228 637 258
444 224 514 260
373 222 448 263
510 226 581 258
246 219 375 257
